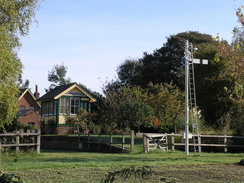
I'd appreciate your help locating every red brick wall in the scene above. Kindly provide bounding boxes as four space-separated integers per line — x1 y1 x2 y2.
19 91 40 112
17 110 41 128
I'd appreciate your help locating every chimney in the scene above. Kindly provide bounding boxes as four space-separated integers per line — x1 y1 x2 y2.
34 85 40 99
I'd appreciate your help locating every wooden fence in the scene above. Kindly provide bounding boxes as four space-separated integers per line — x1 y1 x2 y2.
143 133 244 153
78 130 135 152
0 129 41 153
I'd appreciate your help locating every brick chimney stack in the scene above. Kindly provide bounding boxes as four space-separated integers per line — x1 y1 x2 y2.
34 85 40 99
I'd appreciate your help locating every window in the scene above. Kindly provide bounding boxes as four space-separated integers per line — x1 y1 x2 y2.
53 101 57 115
81 102 88 111
28 122 35 126
29 106 34 111
60 97 69 114
41 102 48 116
49 102 53 115
19 106 25 111
70 97 79 114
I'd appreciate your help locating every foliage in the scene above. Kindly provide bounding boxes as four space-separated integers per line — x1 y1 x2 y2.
47 63 71 91
102 166 152 183
145 82 184 132
116 31 214 89
112 31 244 133
101 82 184 133
0 0 41 129
65 109 96 134
17 73 30 89
0 171 25 183
210 3 244 135
117 59 143 87
119 102 155 132
100 86 149 132
0 116 30 133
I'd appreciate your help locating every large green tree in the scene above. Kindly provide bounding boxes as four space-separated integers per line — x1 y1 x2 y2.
116 31 214 89
101 83 184 133
214 3 244 135
145 82 184 132
0 0 41 128
115 31 230 130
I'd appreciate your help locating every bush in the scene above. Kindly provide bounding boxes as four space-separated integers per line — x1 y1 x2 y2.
0 171 25 183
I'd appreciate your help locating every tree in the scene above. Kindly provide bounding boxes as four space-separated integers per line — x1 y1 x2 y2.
117 59 142 87
119 102 155 132
116 31 215 89
65 109 95 134
100 86 152 132
0 0 41 128
18 73 30 89
101 83 184 133
145 82 184 132
213 3 244 135
47 63 71 90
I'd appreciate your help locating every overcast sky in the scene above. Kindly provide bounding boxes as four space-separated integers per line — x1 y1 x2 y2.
18 0 242 96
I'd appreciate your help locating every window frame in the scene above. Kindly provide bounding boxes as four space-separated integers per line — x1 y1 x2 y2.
70 97 80 115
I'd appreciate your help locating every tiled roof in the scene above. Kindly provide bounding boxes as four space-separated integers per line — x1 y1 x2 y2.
37 83 75 101
18 110 30 116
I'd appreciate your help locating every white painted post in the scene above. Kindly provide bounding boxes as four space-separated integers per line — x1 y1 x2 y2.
185 40 190 155
171 134 175 151
130 130 134 152
37 129 41 153
224 135 227 153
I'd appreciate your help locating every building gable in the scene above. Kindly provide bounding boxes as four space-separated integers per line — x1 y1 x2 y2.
38 83 96 102
19 89 40 111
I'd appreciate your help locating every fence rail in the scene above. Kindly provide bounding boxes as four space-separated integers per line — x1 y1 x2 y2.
78 130 135 152
0 129 41 153
143 133 244 153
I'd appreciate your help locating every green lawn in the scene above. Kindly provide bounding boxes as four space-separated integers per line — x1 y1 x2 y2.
1 150 243 171
1 150 244 183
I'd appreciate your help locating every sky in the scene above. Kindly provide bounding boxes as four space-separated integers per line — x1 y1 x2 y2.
18 0 242 96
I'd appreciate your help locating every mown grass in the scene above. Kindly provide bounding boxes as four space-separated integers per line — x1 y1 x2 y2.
1 150 244 183
0 150 243 171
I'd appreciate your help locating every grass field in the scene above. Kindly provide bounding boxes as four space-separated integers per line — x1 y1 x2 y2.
1 149 244 183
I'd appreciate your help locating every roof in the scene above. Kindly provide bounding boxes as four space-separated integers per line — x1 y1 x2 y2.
18 110 31 116
37 83 96 102
19 88 41 107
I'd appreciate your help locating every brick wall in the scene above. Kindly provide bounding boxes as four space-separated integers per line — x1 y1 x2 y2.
17 110 41 128
19 91 40 112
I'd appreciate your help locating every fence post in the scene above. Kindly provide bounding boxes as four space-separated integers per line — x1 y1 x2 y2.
224 135 227 153
88 133 90 151
110 133 112 152
98 134 101 151
27 129 30 136
16 131 20 153
122 133 124 151
130 130 134 152
143 134 146 153
198 135 201 153
171 133 175 151
37 129 41 153
143 134 149 153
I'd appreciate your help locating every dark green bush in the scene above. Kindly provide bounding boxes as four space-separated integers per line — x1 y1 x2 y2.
0 171 25 183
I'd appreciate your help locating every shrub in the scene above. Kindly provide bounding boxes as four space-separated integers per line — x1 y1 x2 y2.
0 171 25 183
